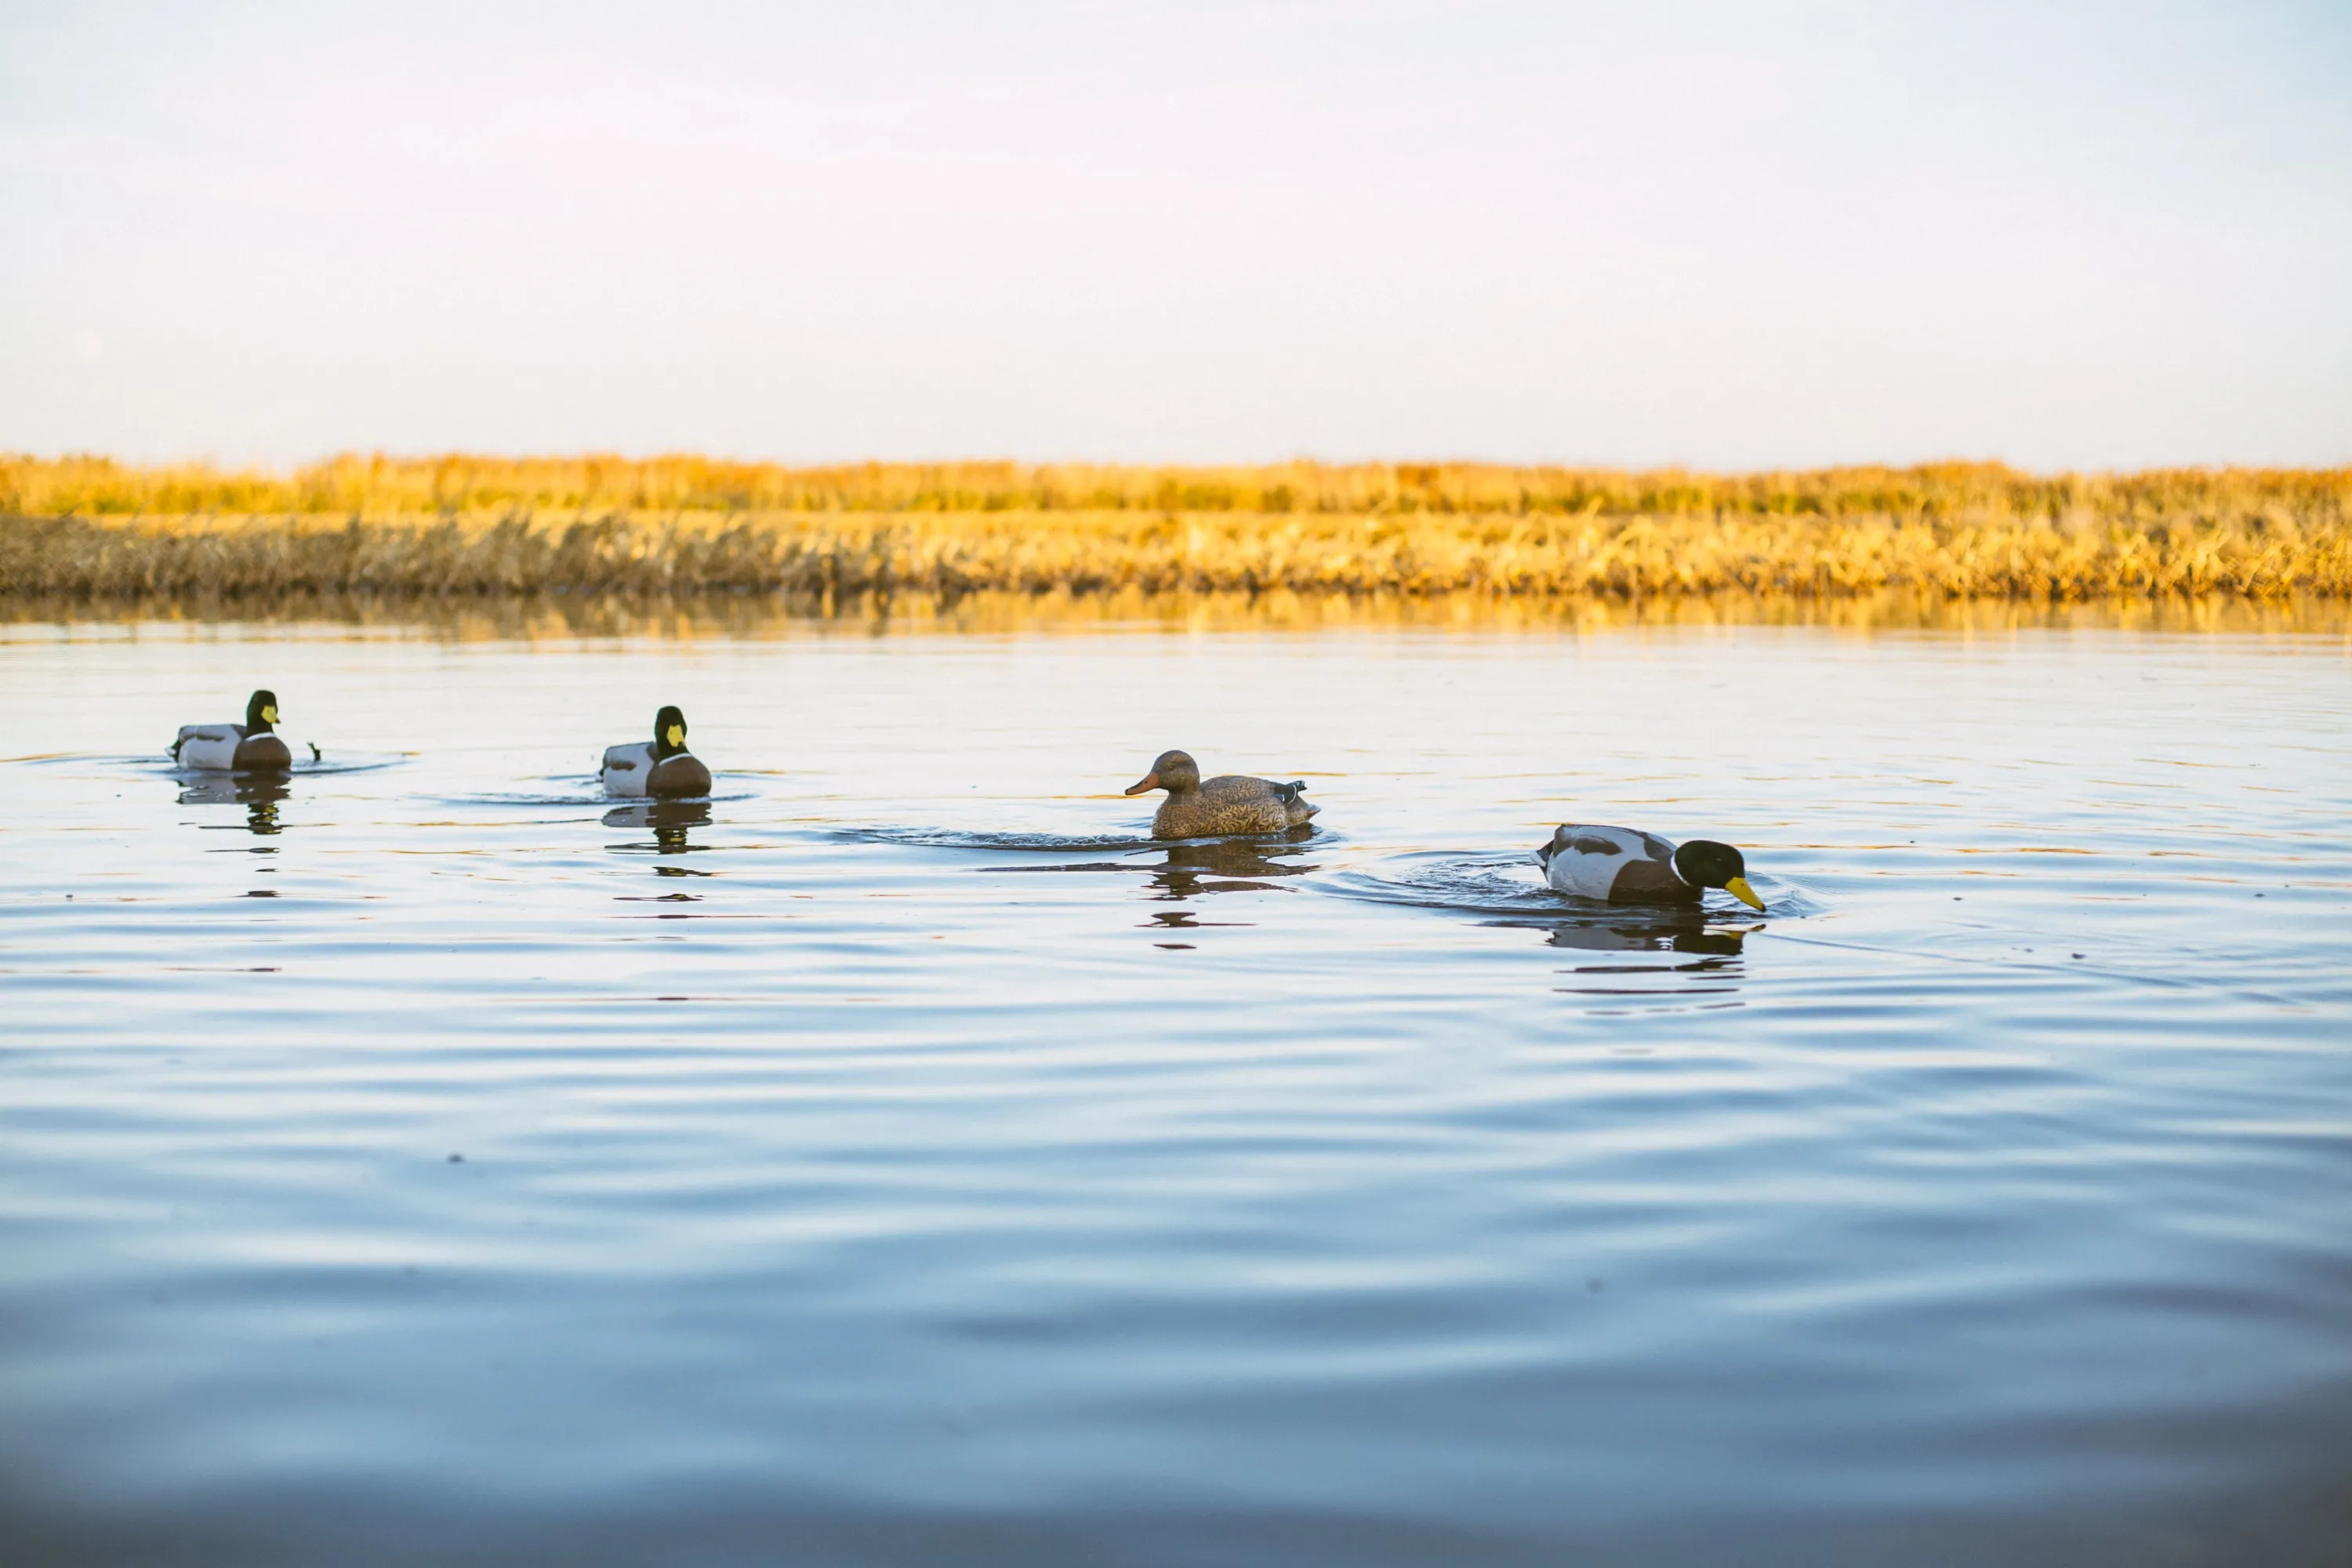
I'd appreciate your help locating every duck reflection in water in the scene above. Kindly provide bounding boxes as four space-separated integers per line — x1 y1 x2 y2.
177 772 292 837
1138 829 1318 926
1494 908 1755 1002
1504 906 1755 958
604 800 713 855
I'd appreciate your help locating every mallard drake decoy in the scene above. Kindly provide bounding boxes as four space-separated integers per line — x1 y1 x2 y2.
601 705 713 798
1125 749 1319 838
1537 823 1765 910
170 689 292 772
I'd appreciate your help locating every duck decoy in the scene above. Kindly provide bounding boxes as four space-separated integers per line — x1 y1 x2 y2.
170 689 292 772
1124 750 1319 838
601 706 713 798
1536 823 1765 910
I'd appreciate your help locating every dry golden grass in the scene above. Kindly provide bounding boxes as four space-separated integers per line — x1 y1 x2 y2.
9 586 2337 643
4 456 2347 601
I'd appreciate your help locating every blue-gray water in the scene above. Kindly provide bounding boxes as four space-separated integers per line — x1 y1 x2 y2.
3 608 2349 1566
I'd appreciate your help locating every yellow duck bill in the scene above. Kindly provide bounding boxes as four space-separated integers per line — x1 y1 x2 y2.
1725 875 1766 912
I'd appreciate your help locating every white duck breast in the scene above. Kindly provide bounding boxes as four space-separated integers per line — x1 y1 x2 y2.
173 724 292 772
1538 822 1689 902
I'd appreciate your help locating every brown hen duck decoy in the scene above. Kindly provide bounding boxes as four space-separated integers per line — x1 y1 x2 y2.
1125 750 1319 838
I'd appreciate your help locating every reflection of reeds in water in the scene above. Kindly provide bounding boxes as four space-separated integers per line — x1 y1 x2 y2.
5 457 2347 601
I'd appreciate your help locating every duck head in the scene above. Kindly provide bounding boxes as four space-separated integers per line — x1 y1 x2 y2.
1125 749 1200 797
246 690 281 732
1671 839 1765 911
652 705 690 760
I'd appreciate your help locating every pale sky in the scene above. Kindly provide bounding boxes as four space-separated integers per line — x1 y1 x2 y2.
2 0 2347 470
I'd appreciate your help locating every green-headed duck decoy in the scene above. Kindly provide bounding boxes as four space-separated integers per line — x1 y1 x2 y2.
1537 824 1765 910
171 689 292 772
602 705 713 798
1125 749 1319 838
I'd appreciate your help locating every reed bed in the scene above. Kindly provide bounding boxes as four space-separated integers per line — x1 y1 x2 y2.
10 586 2338 643
3 457 2347 601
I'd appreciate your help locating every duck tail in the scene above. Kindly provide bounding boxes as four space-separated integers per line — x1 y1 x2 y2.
1275 781 1308 803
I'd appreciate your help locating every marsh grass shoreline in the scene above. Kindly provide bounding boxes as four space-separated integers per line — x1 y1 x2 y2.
5 586 2343 642
4 459 2347 602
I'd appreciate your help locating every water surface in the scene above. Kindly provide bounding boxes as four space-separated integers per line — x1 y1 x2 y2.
3 606 2349 1565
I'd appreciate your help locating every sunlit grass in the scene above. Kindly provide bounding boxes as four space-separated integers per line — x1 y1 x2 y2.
4 456 2346 600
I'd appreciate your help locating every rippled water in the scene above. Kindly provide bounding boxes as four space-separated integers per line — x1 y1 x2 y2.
3 608 2349 1566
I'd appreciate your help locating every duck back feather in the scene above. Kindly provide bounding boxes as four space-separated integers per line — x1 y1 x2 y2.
1537 823 1693 903
172 724 292 772
601 742 712 798
1152 775 1318 838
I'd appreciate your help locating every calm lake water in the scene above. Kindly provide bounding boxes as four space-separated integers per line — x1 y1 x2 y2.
3 601 2349 1566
